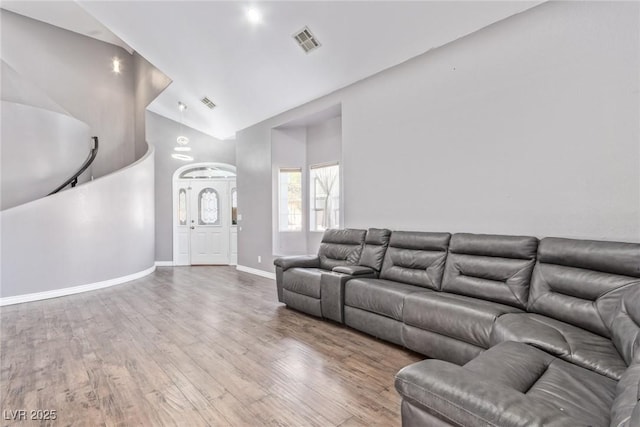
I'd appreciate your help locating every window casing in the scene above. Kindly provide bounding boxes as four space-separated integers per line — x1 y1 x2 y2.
310 163 339 231
278 169 302 231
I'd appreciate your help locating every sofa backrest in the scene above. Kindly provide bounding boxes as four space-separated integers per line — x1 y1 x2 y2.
528 237 640 338
441 233 538 309
379 231 451 290
612 285 640 366
358 228 392 272
318 228 366 270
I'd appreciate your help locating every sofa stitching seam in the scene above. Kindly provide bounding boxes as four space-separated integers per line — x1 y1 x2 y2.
396 377 499 426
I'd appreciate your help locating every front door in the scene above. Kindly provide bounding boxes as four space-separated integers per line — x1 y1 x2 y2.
189 180 230 265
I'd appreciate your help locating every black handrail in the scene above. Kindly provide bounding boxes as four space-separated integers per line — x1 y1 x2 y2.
48 136 99 195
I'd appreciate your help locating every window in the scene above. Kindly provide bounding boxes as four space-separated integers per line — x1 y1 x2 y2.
178 188 187 225
310 163 339 231
231 188 238 225
278 168 302 231
198 188 220 225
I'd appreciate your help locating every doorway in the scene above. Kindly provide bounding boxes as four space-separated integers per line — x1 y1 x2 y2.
173 163 238 266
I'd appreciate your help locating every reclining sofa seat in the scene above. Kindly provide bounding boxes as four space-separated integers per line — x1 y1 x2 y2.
395 237 640 427
402 233 538 364
274 228 393 321
343 231 451 346
274 228 367 318
491 237 640 380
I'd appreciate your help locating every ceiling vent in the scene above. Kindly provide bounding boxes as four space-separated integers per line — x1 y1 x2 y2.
293 26 321 54
201 97 216 109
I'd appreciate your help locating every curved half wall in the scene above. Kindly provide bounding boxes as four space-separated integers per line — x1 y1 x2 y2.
0 146 156 304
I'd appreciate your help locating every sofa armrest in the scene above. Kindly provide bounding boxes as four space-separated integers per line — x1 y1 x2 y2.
395 359 574 427
273 255 320 271
332 265 375 276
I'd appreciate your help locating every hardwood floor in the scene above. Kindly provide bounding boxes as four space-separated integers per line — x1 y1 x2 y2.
1 267 421 426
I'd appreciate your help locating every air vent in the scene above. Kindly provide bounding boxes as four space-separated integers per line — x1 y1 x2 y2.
293 26 321 54
201 97 216 109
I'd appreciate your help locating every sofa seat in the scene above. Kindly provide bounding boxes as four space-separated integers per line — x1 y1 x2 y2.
282 267 325 298
403 291 522 348
395 341 618 427
492 313 627 380
345 278 426 321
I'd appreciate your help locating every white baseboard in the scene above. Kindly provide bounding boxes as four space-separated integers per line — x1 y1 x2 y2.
236 265 276 280
155 261 174 267
0 265 157 306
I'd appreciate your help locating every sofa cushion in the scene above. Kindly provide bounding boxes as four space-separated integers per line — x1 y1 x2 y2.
528 237 640 338
403 291 522 348
379 231 451 290
358 228 391 272
612 285 640 366
610 363 640 427
441 233 538 309
282 267 324 298
345 278 425 321
491 313 627 380
395 342 617 427
317 228 366 270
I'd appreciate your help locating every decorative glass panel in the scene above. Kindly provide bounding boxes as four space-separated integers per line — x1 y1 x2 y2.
231 188 238 225
179 166 236 179
198 188 220 225
178 189 187 225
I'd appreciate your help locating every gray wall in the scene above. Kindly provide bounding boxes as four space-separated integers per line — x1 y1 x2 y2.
271 127 307 255
133 53 172 161
1 9 135 178
236 1 640 274
306 116 342 253
146 111 236 262
1 102 90 210
1 149 156 298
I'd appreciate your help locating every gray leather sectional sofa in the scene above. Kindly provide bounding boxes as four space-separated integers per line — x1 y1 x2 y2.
274 229 640 426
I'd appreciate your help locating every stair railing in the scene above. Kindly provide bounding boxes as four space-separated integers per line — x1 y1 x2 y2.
48 136 99 195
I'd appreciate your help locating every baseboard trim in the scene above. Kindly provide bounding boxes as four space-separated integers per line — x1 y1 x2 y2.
155 261 174 267
236 265 276 280
0 265 157 306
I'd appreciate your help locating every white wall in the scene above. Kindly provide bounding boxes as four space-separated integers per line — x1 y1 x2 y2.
236 1 640 274
1 10 135 178
0 149 156 299
146 111 236 262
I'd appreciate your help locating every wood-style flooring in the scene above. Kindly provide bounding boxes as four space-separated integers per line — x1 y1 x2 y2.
1 266 422 426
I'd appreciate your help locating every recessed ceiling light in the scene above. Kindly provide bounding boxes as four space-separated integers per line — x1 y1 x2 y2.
245 7 261 23
176 136 190 145
172 154 193 161
178 101 187 111
174 146 191 152
112 58 121 73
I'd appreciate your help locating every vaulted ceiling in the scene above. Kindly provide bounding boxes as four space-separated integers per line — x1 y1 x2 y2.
3 1 541 139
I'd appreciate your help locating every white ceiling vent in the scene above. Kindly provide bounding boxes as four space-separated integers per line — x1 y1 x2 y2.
293 26 321 54
201 97 216 109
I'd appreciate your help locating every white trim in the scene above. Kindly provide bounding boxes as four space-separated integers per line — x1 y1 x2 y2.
0 265 156 306
155 261 174 267
236 265 276 280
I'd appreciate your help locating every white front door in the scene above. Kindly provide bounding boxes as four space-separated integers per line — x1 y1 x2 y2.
189 180 230 265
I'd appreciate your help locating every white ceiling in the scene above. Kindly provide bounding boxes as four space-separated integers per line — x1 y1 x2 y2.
1 1 133 53
5 1 541 140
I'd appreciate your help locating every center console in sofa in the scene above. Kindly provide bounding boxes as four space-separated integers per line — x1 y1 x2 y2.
274 229 640 427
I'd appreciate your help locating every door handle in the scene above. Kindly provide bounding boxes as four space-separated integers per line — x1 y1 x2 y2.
190 226 195 229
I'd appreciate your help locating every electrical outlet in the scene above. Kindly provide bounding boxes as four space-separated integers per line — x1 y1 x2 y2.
258 256 262 263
